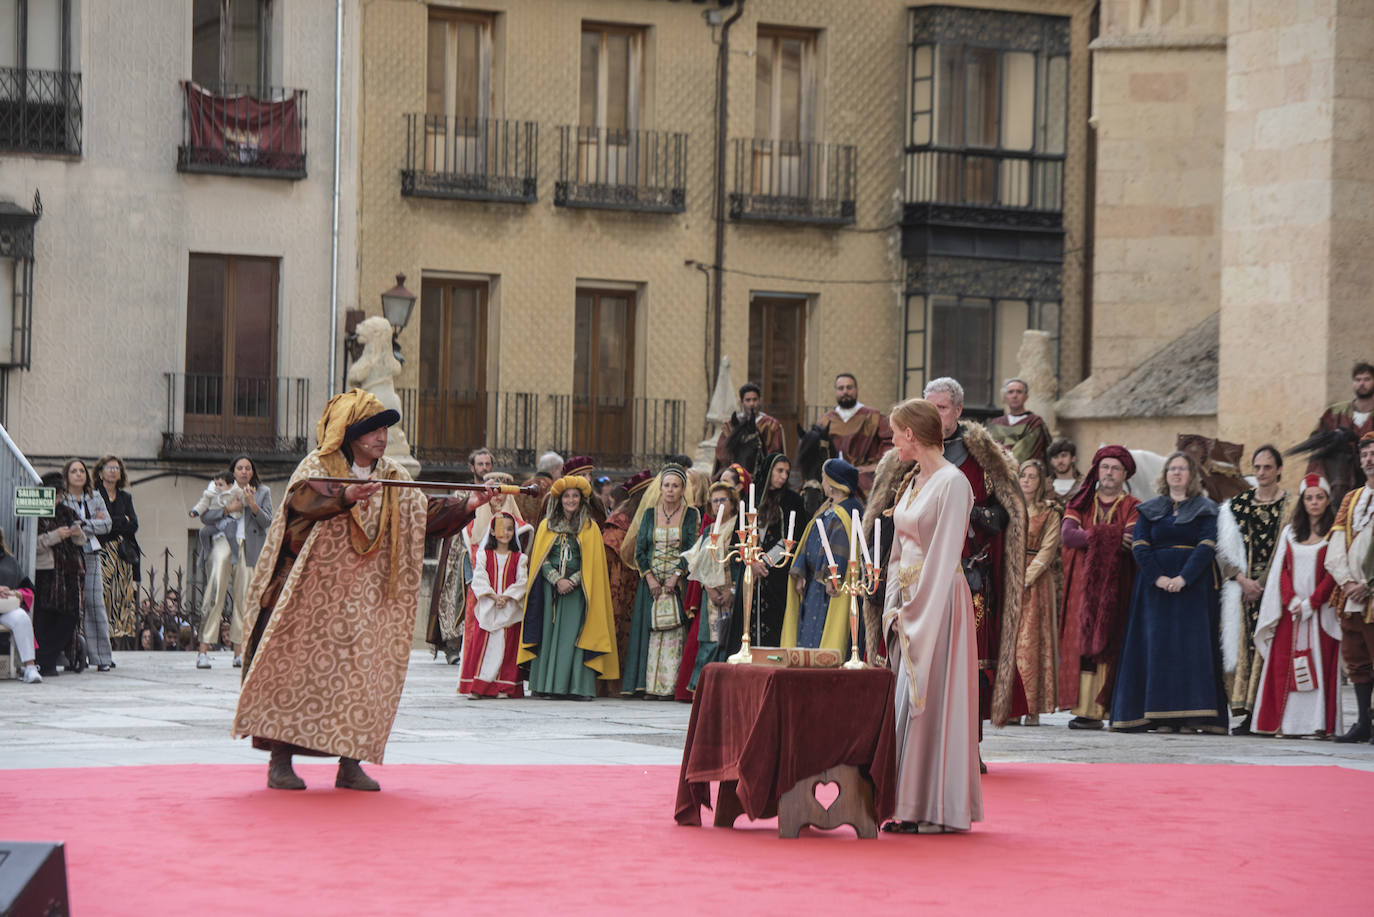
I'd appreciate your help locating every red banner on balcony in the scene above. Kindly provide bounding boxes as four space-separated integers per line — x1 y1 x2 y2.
182 81 303 170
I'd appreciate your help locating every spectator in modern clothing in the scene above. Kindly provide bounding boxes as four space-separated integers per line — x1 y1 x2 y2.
94 454 140 653
196 455 273 670
60 458 113 671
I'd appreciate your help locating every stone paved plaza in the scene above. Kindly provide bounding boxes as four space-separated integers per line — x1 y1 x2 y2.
3 649 1373 773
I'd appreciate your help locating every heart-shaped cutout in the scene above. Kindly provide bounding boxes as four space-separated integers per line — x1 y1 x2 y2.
813 780 840 810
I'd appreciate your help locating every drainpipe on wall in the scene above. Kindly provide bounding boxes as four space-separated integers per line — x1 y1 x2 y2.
327 0 344 396
711 0 746 388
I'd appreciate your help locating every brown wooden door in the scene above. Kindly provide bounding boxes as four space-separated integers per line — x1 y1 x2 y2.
417 279 487 459
574 289 635 464
184 253 277 441
748 296 806 457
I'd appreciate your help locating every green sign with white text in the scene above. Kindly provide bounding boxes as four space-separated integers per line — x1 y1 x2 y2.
14 486 56 517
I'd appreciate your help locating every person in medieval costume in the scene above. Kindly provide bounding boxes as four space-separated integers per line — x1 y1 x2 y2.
922 378 1028 762
426 470 524 665
1305 361 1374 506
1328 431 1374 743
601 469 652 694
1215 445 1296 733
459 511 532 699
1013 459 1061 726
233 390 493 791
782 457 864 652
681 481 742 689
817 373 893 493
621 465 700 698
986 378 1049 466
1110 451 1229 734
1252 474 1342 737
519 476 619 699
713 382 785 480
1057 446 1141 729
718 453 804 655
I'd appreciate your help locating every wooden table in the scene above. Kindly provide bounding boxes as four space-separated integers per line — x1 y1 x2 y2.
673 663 897 838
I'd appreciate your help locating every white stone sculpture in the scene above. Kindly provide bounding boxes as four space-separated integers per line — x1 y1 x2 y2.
346 315 420 477
695 355 738 468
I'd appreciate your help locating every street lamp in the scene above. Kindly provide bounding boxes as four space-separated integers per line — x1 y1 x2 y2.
379 273 416 364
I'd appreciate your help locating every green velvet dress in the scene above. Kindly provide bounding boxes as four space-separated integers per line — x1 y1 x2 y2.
528 531 596 698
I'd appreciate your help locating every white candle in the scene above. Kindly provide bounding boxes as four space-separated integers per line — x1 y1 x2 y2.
786 511 795 543
711 512 721 538
856 516 872 566
748 483 756 513
849 515 857 566
738 510 747 538
819 523 837 569
873 522 882 571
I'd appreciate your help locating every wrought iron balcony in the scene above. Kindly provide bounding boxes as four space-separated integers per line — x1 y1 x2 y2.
401 115 538 204
903 146 1064 229
177 82 307 179
555 127 687 213
548 395 686 471
397 389 545 471
0 67 82 156
729 138 856 226
161 373 311 462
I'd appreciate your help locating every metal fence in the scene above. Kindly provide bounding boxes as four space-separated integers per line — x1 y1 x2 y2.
397 389 544 470
729 138 857 225
402 115 538 203
162 373 311 462
555 126 687 212
0 66 82 155
550 395 686 471
0 422 41 581
904 145 1064 212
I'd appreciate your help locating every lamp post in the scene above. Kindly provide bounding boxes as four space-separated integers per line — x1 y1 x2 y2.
380 273 416 364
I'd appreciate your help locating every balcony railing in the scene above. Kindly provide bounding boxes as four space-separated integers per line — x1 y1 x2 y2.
0 67 82 156
729 138 856 226
397 389 545 470
402 115 538 204
177 81 307 179
161 373 311 462
555 126 687 213
548 395 685 471
904 146 1064 224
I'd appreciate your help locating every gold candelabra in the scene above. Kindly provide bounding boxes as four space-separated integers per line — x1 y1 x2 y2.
709 504 796 664
826 554 880 669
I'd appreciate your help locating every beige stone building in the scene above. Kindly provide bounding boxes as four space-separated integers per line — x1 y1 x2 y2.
1 0 360 602
355 0 1095 473
1058 0 1373 470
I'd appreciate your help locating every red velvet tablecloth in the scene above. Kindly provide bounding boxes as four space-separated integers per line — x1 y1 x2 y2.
674 663 897 825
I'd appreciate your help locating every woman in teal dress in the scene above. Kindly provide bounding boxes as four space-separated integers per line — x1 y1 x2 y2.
519 476 619 699
622 465 700 698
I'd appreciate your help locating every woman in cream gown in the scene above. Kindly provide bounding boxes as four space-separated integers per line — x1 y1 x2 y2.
883 398 982 834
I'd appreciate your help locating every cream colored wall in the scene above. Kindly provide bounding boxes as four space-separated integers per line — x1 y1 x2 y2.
1216 0 1372 457
1 0 360 578
359 0 1093 454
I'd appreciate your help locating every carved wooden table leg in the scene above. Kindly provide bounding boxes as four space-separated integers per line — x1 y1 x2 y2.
713 780 746 828
777 765 877 839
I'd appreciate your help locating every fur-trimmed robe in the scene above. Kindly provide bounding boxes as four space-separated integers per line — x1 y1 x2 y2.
863 422 1028 726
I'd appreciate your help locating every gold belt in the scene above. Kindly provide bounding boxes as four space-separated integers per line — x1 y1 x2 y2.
897 561 925 588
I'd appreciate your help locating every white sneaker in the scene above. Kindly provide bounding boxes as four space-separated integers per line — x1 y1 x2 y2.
196 652 212 669
233 655 242 668
20 666 42 684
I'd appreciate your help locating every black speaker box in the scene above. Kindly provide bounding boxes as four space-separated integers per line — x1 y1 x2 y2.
0 842 69 917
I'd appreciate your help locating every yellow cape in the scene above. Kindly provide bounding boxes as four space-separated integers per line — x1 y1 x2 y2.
518 517 620 679
781 504 856 651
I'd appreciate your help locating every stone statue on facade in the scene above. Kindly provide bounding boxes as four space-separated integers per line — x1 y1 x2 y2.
695 355 738 468
346 315 421 476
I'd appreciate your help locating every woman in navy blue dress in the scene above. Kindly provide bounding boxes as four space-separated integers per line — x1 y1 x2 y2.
1110 451 1229 733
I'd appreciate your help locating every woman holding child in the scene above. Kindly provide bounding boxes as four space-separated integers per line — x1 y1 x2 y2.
196 455 272 670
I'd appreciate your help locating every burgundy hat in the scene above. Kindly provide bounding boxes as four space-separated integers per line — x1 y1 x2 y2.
562 455 595 476
625 468 654 495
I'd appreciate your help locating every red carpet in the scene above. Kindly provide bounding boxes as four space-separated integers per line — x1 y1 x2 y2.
3 762 1370 915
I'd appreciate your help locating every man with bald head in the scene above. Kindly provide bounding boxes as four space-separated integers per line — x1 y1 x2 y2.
987 378 1048 465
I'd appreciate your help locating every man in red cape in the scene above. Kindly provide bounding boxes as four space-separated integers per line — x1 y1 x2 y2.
1058 445 1141 729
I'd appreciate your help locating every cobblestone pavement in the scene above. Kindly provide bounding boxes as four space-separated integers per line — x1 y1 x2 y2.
3 649 1372 772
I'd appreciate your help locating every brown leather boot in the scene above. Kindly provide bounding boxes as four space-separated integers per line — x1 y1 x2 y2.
267 748 306 790
335 757 380 791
